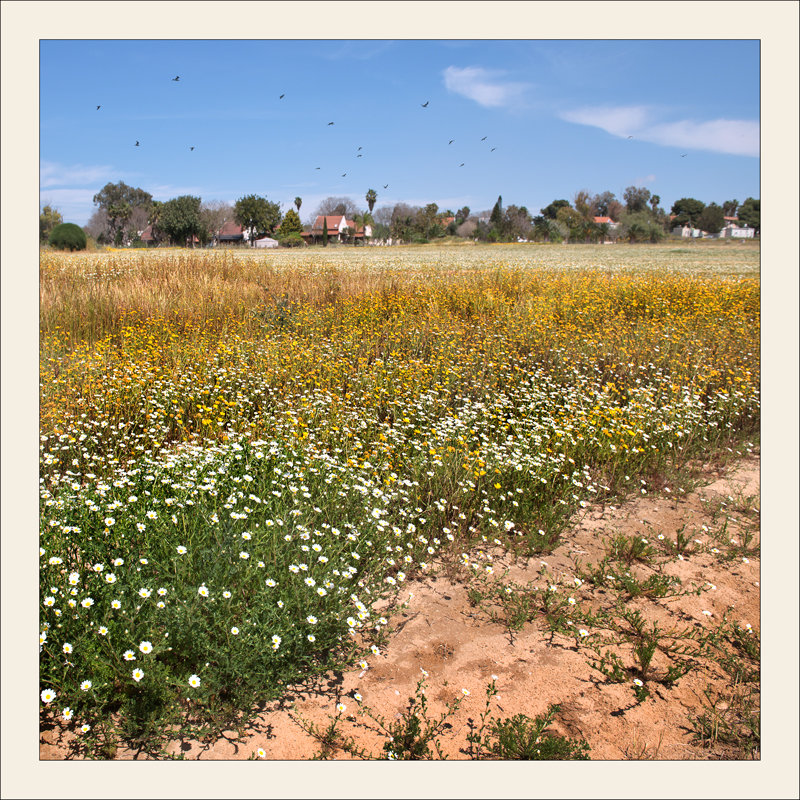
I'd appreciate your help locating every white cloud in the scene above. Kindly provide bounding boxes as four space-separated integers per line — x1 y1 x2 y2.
443 66 529 108
40 161 114 188
559 105 652 138
559 105 759 157
643 119 759 158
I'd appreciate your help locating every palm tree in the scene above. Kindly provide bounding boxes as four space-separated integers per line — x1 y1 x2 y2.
352 212 374 246
294 197 302 215
365 189 377 215
146 200 164 246
650 194 661 216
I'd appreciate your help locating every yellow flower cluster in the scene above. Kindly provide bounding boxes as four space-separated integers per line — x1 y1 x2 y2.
40 245 759 486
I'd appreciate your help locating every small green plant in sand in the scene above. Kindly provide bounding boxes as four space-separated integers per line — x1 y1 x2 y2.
292 675 591 760
582 606 703 689
291 672 466 759
687 683 760 759
466 680 590 760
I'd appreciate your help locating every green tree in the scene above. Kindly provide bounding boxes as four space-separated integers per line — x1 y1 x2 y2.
92 181 153 245
39 205 63 244
541 199 570 220
506 205 532 241
48 222 87 251
737 197 760 233
146 200 165 245
234 194 281 246
412 203 441 242
489 195 506 240
277 208 304 239
390 203 420 242
532 215 554 242
159 195 204 247
591 191 617 217
623 186 651 214
294 196 302 215
618 211 664 243
698 202 725 235
455 206 471 225
322 216 329 246
670 197 706 229
365 189 377 214
556 205 585 242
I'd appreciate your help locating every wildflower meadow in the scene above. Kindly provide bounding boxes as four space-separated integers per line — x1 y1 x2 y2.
39 242 760 756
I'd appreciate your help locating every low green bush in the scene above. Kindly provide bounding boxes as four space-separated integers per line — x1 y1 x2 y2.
48 223 87 251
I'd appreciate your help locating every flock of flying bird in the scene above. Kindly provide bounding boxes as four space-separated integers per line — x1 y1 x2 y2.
95 74 691 204
95 77 503 192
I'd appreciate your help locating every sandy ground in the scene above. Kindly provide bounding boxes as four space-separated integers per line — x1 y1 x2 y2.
40 455 760 761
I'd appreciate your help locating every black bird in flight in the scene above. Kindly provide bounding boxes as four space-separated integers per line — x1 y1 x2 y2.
357 146 362 151
328 121 334 126
341 173 347 177
627 135 633 139
490 147 496 152
680 153 687 157
135 141 140 146
356 154 363 158
279 94 285 99
421 101 429 107
448 139 454 145
190 146 195 151
172 76 180 82
481 136 487 141
96 105 101 110
459 162 464 167
315 167 321 170
383 184 389 189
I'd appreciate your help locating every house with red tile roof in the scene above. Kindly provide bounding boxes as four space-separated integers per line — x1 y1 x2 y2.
593 215 620 243
217 221 247 245
593 216 618 227
303 215 371 244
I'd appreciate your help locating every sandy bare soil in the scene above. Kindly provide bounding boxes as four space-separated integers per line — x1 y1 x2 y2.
40 455 760 761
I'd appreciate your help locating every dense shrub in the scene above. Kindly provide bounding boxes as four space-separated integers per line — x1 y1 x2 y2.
278 232 305 247
48 223 87 251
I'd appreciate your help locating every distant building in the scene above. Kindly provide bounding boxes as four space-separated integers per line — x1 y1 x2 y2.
593 216 619 243
140 224 157 245
217 221 248 245
254 237 279 248
302 215 371 244
718 217 755 238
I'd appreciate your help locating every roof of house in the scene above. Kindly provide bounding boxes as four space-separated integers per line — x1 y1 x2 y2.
310 215 366 235
140 224 155 241
218 221 244 238
593 216 614 224
310 215 347 231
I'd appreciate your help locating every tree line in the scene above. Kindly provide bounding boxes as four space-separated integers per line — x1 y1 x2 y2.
40 181 760 248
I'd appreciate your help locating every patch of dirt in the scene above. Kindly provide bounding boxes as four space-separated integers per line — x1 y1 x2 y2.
40 456 760 761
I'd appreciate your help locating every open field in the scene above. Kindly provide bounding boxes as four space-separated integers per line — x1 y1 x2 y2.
39 241 760 759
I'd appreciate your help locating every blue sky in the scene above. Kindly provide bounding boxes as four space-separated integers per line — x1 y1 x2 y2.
40 39 760 226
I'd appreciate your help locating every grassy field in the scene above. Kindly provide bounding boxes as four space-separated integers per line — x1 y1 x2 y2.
39 241 760 756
